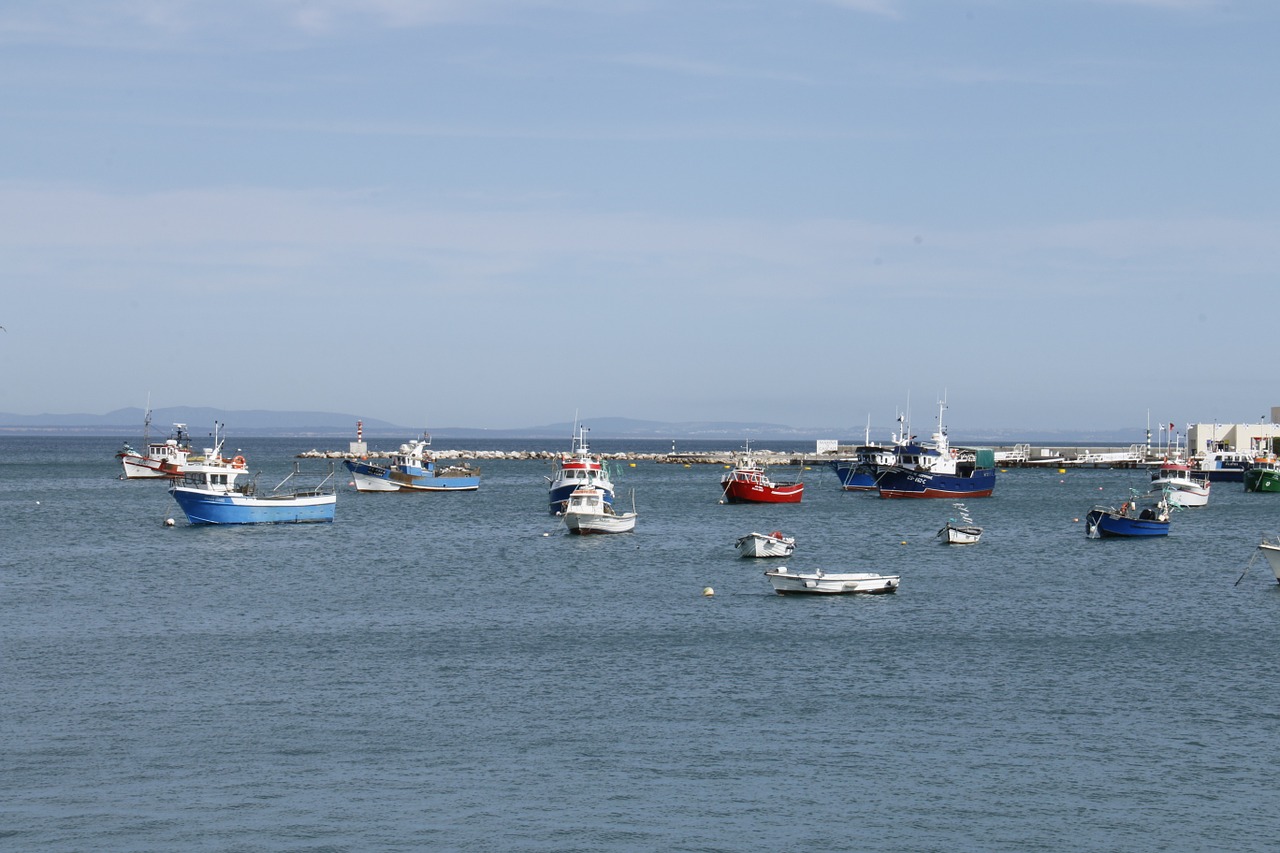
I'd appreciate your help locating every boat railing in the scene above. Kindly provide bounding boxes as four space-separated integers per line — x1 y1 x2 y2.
239 473 262 496
272 461 336 496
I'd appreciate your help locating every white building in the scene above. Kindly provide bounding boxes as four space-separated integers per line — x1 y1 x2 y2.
1186 408 1280 457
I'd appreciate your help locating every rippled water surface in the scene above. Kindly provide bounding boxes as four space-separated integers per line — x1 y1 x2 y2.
4 437 1280 851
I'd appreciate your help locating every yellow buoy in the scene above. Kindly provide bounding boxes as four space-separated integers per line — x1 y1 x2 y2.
702 587 715 597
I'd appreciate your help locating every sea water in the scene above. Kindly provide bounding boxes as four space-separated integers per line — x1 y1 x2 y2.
3 436 1279 852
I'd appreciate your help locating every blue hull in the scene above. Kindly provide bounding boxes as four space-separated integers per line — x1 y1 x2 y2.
830 461 878 491
877 467 996 499
549 483 613 513
1086 509 1169 537
171 489 336 525
344 459 479 491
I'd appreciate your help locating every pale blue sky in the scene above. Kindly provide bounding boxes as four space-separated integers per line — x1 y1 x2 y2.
2 0 1276 434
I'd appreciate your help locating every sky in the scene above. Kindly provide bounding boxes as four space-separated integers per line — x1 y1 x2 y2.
1 0 1277 435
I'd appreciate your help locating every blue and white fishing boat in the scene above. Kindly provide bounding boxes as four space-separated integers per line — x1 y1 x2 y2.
343 433 479 492
1085 492 1172 538
876 399 996 499
547 424 614 513
830 416 902 491
169 425 336 525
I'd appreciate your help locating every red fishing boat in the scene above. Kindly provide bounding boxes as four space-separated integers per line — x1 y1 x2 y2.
719 444 804 504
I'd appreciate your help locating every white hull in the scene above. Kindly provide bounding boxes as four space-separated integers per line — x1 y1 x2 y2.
561 484 635 534
349 471 400 492
1259 540 1280 583
938 523 983 545
765 567 899 595
564 511 637 534
120 455 172 479
1149 464 1210 508
735 531 795 558
1158 483 1210 507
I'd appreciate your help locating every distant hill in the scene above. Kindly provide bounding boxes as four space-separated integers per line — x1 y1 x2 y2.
0 407 402 437
0 408 1147 443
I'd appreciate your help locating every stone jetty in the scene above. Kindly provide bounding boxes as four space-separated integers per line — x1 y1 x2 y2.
297 448 812 466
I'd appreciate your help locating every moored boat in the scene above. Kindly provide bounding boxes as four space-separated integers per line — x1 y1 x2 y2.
1257 537 1280 582
562 485 636 535
937 502 982 544
764 567 899 595
1085 494 1171 538
1189 446 1253 483
876 399 995 499
547 424 614 513
720 443 804 504
1148 459 1211 507
831 445 897 491
1243 459 1280 493
735 530 796 558
344 432 479 492
169 425 336 525
830 416 899 491
117 416 192 480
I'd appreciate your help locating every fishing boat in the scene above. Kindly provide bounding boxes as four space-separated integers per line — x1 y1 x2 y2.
1243 459 1280 493
117 414 192 480
720 443 804 504
1148 459 1211 506
876 399 996 499
1189 446 1253 483
1084 493 1171 538
1257 536 1280 582
830 416 899 491
343 432 479 492
936 502 982 544
562 485 636 535
735 530 796 558
763 567 900 595
547 424 615 513
169 425 336 525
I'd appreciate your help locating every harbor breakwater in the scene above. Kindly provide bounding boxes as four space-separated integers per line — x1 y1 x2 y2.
297 445 1161 468
297 448 780 465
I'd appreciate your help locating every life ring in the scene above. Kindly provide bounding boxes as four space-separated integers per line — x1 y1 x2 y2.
232 455 246 469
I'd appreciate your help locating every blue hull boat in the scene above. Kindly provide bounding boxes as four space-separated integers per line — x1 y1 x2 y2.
831 461 878 491
344 432 479 492
1085 497 1171 538
877 466 996 499
874 398 996 499
171 489 336 525
547 424 614 513
169 423 337 525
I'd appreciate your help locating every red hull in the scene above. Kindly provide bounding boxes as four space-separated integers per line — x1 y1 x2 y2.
722 480 804 504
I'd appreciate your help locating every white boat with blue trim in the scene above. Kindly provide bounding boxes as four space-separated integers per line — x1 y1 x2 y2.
169 426 336 525
343 433 479 492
